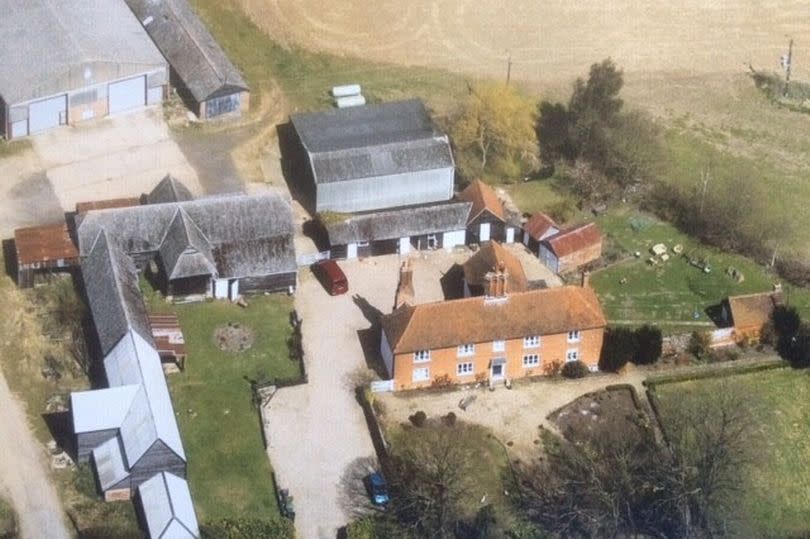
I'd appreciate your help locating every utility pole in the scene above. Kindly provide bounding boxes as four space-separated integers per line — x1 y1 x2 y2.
784 37 794 96
506 53 513 85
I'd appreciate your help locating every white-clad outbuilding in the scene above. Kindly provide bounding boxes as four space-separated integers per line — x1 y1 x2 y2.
0 0 168 139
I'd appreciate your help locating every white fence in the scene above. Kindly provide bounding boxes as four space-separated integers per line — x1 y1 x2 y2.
370 379 395 393
296 250 330 267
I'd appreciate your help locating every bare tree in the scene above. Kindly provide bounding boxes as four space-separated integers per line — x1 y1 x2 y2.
387 426 475 539
517 383 757 538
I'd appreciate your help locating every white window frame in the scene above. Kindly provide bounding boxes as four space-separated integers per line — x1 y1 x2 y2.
457 343 475 357
457 362 474 376
566 349 579 362
492 340 505 352
413 350 431 363
412 367 430 382
567 330 581 343
522 354 540 368
523 335 541 348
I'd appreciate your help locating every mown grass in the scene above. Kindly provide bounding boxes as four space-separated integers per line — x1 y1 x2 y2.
165 295 300 523
654 369 810 538
589 206 810 330
189 0 468 114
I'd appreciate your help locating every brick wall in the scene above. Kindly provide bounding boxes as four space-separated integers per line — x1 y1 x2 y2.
558 240 603 273
391 327 604 390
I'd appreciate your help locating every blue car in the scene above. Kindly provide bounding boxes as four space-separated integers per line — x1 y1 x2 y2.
365 471 390 506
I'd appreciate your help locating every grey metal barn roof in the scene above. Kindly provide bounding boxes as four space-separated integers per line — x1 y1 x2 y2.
0 0 166 105
291 99 454 185
146 175 194 205
138 472 200 538
75 193 297 279
124 0 248 103
326 201 472 245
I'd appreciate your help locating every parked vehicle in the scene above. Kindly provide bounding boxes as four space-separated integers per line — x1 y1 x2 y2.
312 259 348 295
365 471 390 506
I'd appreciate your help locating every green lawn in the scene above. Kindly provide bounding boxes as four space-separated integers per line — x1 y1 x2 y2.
653 368 810 537
589 206 810 331
189 0 468 114
164 295 300 523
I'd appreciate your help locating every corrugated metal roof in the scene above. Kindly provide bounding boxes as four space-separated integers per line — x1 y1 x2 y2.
523 213 559 242
544 222 602 257
70 385 140 433
93 436 129 491
326 201 472 245
0 0 166 105
76 193 296 279
124 0 248 103
138 472 200 539
14 222 79 266
291 99 454 185
104 330 186 463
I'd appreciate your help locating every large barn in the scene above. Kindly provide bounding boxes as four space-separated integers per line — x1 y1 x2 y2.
290 99 455 213
0 0 168 139
124 0 250 119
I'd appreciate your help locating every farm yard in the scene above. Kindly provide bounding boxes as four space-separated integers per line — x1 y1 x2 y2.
652 368 810 538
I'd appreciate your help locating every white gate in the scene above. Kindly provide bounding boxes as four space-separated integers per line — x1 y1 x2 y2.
109 76 146 114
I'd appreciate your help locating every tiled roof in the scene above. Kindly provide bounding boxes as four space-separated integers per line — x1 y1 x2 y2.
462 241 528 293
457 180 505 222
545 222 602 257
523 213 559 241
381 285 606 354
728 291 782 331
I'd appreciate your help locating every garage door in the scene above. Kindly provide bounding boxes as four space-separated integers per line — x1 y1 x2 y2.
29 95 67 134
108 76 145 114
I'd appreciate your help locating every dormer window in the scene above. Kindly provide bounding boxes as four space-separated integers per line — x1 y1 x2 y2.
567 330 581 343
492 340 505 352
524 336 540 348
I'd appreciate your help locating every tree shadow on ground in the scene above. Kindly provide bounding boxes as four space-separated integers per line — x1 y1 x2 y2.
338 455 385 521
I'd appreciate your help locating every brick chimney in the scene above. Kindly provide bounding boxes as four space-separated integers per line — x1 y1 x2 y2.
394 259 415 309
581 270 591 288
486 262 509 298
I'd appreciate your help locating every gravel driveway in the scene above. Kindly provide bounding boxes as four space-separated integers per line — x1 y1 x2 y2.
0 371 70 539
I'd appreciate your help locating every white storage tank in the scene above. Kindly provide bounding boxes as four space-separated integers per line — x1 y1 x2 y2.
336 95 367 108
331 84 362 98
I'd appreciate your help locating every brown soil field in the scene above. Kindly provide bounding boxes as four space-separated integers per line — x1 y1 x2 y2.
240 0 809 87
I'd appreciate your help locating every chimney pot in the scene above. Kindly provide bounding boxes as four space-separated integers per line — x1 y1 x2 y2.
581 270 591 288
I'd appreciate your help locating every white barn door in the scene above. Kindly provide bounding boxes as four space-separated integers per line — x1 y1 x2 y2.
479 223 491 242
29 95 67 133
109 76 146 114
506 227 515 244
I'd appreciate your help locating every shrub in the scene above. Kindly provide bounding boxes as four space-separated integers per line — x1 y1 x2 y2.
772 305 801 338
688 331 712 359
561 361 589 379
633 324 663 365
543 359 563 377
431 374 453 388
599 327 636 372
201 517 294 539
442 412 457 427
409 411 427 428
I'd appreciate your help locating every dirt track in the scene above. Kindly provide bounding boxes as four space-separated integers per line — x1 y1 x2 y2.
0 371 70 539
241 0 809 86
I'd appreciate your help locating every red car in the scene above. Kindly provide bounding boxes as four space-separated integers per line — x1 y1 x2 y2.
312 259 348 295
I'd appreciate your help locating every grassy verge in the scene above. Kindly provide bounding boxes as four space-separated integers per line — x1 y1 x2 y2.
189 0 468 114
653 369 810 537
589 206 810 330
164 295 300 523
0 139 32 159
0 496 15 538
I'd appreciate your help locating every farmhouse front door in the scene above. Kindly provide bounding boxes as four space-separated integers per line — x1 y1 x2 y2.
491 359 505 380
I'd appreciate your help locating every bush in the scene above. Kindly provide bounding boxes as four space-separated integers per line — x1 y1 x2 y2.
201 517 294 539
430 374 453 388
409 411 427 428
543 359 563 377
688 331 713 359
442 412 457 427
633 324 663 365
772 305 801 337
599 327 636 372
561 361 589 379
